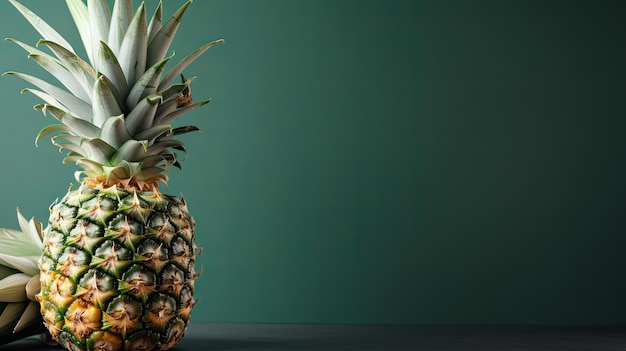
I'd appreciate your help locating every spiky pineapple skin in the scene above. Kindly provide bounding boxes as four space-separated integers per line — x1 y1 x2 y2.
37 183 198 351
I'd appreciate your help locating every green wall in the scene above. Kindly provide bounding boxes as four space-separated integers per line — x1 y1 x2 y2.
0 0 624 325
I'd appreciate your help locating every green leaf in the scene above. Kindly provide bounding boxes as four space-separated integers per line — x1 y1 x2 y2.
96 41 129 102
0 301 28 331
20 88 63 112
81 138 116 165
147 1 163 43
0 274 30 302
118 2 148 87
38 39 96 102
125 94 162 136
16 211 42 250
100 115 132 149
134 124 172 145
52 135 86 157
65 0 92 64
147 0 192 67
29 54 91 103
154 98 211 126
126 55 172 110
13 301 40 332
88 0 112 69
8 0 75 53
41 105 100 139
108 0 134 54
112 140 148 163
36 124 70 146
3 71 92 119
92 75 124 127
159 39 224 91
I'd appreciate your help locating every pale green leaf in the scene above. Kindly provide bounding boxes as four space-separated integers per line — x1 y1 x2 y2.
38 39 96 102
96 41 129 102
118 2 148 87
159 39 224 91
25 276 39 302
100 115 132 149
29 54 91 103
15 210 43 251
147 1 162 43
0 301 28 330
41 105 100 138
125 94 162 135
3 71 92 119
81 138 116 165
88 0 112 70
112 140 147 163
36 124 70 146
154 98 211 126
65 0 92 64
8 0 75 53
13 301 40 332
134 124 172 145
108 0 134 54
126 55 172 110
147 0 191 67
0 273 30 302
0 267 19 281
92 75 124 127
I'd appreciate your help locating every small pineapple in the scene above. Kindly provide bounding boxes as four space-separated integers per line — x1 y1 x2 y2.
0 210 46 346
5 1 222 350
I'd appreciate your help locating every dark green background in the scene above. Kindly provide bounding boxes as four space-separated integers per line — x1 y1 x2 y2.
0 0 624 325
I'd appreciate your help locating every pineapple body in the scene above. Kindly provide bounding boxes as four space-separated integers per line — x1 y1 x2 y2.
38 183 197 351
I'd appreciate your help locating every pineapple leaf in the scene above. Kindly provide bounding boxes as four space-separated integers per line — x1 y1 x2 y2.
28 53 91 103
146 139 186 158
92 75 124 127
38 39 96 102
4 71 92 120
14 301 40 332
138 166 168 181
147 0 192 67
134 124 173 145
140 154 170 169
126 54 172 110
0 273 30 302
147 0 163 43
53 135 88 157
118 2 148 88
81 138 116 165
125 94 163 136
108 0 134 54
0 247 39 276
16 209 43 247
113 140 148 163
36 124 70 146
172 125 201 136
100 115 132 149
8 0 76 54
20 88 63 112
65 0 92 64
88 0 112 69
96 40 129 100
159 39 224 91
154 98 211 126
4 37 48 58
41 105 100 139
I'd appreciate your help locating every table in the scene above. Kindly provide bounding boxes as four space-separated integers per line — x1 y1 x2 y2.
3 323 625 350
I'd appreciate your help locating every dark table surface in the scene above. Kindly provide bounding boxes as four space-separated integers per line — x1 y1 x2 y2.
2 323 625 351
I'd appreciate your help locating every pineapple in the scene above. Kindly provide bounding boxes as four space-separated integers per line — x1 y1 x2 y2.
0 210 46 346
5 1 222 350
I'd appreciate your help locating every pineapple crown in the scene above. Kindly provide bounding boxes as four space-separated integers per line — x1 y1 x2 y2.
4 0 223 190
